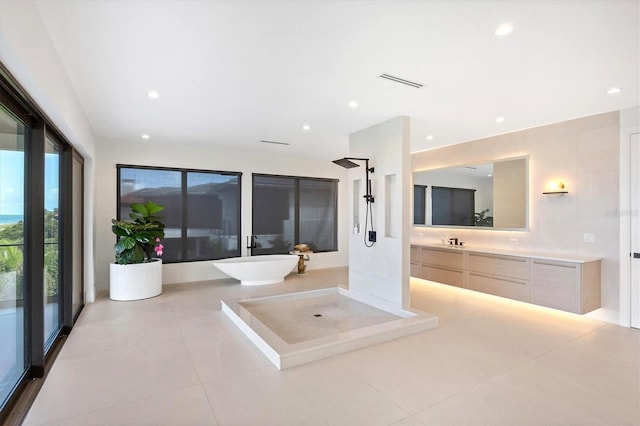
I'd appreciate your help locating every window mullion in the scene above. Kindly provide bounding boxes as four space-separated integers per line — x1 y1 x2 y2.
294 178 300 249
25 120 45 378
181 171 188 261
61 146 73 332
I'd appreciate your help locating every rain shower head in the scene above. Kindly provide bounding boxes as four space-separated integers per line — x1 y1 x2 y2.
332 157 375 204
332 157 373 170
332 158 361 169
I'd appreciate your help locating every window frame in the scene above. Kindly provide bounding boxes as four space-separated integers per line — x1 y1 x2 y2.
116 164 242 263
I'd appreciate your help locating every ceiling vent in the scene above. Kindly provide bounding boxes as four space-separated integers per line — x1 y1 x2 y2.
260 140 290 146
379 73 423 89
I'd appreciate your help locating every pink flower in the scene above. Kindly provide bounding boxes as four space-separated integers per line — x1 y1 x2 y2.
156 251 163 256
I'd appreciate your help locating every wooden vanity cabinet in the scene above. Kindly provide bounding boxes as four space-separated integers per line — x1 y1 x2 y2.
410 244 601 314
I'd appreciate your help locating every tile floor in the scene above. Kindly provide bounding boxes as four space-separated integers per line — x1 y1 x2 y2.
23 267 639 425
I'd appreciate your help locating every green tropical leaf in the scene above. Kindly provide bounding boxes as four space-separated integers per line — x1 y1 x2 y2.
131 203 148 216
114 241 126 255
121 236 137 249
144 201 164 216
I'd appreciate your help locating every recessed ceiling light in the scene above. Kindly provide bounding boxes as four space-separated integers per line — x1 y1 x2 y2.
495 116 505 123
488 174 493 177
495 23 513 36
141 134 150 140
426 135 434 140
302 124 311 131
606 87 622 95
147 90 159 99
348 100 359 109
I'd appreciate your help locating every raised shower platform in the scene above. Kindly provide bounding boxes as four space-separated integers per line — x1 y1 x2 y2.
221 287 438 369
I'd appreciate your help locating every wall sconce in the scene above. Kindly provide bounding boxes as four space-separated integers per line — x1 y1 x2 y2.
543 181 568 196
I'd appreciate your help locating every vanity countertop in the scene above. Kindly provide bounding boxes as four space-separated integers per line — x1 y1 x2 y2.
410 242 603 264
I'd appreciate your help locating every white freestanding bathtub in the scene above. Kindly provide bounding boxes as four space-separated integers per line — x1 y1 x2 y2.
212 254 299 285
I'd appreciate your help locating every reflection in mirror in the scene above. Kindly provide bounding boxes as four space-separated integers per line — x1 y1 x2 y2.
413 157 527 230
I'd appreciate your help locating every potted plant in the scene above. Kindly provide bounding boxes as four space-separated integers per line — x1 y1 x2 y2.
109 201 165 301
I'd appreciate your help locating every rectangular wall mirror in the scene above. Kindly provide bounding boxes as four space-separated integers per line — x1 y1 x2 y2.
413 156 528 230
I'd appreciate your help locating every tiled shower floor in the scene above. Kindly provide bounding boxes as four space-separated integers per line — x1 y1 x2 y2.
239 291 401 344
222 287 438 369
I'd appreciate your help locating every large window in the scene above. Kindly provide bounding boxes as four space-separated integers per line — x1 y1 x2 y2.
252 174 338 254
117 165 241 262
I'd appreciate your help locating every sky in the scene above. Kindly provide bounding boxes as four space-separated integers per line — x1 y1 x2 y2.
0 151 59 215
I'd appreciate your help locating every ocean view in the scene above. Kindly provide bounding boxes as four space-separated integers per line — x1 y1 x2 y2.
0 215 23 225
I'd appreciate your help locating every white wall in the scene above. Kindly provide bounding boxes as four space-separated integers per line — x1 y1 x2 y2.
619 106 640 326
94 137 349 292
0 0 98 301
349 116 411 309
412 112 621 321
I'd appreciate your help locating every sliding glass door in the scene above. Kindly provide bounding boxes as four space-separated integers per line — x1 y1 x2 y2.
0 105 27 407
44 138 62 349
0 66 85 421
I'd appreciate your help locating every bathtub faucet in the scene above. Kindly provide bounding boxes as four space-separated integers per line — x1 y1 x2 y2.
247 235 258 256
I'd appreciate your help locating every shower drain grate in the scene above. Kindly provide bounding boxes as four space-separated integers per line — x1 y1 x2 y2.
313 314 322 317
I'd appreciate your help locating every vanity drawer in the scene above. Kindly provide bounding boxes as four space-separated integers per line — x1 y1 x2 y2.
410 245 419 262
410 262 420 277
467 272 529 302
467 252 529 280
420 247 464 269
530 260 580 313
420 264 464 287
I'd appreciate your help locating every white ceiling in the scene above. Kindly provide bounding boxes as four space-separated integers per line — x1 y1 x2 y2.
34 0 639 162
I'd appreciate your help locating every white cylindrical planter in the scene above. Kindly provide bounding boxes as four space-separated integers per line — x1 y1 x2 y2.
110 259 162 301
